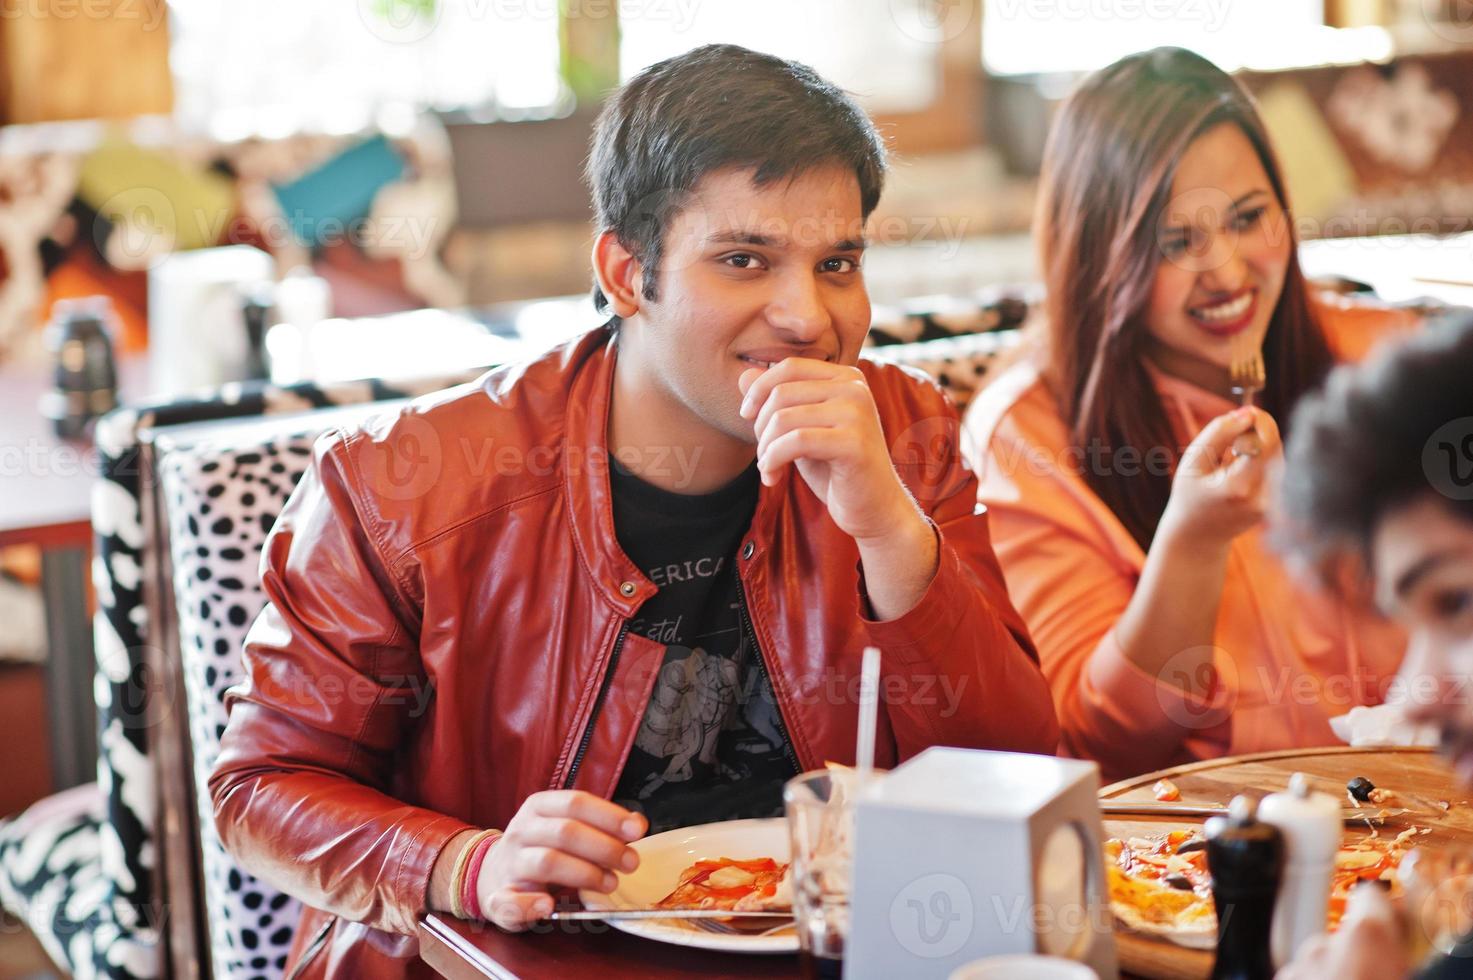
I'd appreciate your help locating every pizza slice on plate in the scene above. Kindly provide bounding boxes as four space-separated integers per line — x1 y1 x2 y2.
656 856 792 912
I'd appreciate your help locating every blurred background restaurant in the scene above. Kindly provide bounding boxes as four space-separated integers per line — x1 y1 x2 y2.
0 0 1471 977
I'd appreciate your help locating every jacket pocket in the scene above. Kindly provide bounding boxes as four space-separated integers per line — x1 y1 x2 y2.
285 916 336 980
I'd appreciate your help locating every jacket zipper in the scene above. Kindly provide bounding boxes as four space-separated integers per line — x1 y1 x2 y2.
285 916 335 980
734 576 803 776
562 622 631 789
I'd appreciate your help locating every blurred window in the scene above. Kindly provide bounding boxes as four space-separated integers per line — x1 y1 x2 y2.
168 0 566 136
980 0 1373 76
619 0 949 113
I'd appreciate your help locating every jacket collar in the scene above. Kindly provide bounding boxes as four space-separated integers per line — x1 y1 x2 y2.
563 327 792 617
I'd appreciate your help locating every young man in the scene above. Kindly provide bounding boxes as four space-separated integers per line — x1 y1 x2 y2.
1276 312 1473 979
209 44 1058 978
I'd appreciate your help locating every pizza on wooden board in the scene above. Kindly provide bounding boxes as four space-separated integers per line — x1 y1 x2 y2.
1105 826 1428 948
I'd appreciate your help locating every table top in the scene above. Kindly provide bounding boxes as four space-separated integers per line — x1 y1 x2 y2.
0 353 145 547
418 748 1467 980
1100 746 1473 980
418 913 801 980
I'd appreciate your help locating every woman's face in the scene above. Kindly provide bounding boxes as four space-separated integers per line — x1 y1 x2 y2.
1143 122 1293 383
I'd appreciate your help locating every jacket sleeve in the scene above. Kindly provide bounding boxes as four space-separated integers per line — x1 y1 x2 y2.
861 392 1060 759
963 410 1230 778
208 429 474 936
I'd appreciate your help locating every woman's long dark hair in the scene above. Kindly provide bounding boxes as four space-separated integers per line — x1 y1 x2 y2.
1035 47 1335 550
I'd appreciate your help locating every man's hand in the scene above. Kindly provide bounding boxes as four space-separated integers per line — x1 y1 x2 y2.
448 791 646 932
739 358 937 619
1277 884 1409 980
739 358 916 538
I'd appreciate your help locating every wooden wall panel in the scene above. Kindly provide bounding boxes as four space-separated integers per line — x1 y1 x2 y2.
1 0 173 124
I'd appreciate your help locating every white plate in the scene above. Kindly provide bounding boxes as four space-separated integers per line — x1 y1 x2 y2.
577 817 797 954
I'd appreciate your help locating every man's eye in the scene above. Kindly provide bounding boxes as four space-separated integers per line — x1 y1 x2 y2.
821 257 858 274
724 253 761 270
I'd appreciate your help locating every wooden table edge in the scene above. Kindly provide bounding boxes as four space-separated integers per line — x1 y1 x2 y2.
0 517 92 551
1098 745 1437 797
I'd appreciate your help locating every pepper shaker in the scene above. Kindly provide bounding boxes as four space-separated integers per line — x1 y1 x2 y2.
1259 772 1340 968
40 296 119 440
1207 794 1284 980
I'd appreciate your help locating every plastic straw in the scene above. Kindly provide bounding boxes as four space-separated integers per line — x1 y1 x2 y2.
856 646 881 778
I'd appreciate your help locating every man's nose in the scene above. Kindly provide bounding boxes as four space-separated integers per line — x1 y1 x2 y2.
766 273 831 341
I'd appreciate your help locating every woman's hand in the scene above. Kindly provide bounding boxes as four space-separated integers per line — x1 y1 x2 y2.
475 791 647 931
1277 884 1409 980
1160 406 1281 549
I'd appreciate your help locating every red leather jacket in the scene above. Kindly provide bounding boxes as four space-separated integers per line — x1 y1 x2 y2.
209 327 1058 978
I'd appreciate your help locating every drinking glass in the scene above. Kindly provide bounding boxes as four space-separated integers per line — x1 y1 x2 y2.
785 768 859 980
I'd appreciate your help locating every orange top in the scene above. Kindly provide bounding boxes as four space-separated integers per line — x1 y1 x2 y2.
962 296 1418 780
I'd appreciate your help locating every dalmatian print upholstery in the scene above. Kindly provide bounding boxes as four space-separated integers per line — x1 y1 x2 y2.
866 288 1034 348
159 427 326 980
864 328 1023 413
0 783 158 980
0 369 485 980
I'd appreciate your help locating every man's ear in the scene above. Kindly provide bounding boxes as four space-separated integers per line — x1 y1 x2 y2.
592 230 643 319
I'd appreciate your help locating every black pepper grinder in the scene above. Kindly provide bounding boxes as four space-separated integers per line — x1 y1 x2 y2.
239 284 274 382
40 296 119 440
1206 795 1284 980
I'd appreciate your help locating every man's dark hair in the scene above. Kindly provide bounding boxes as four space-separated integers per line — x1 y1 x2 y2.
1279 311 1473 581
585 44 887 320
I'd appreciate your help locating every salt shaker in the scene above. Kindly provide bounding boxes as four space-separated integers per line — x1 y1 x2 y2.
1207 794 1284 980
1259 772 1340 968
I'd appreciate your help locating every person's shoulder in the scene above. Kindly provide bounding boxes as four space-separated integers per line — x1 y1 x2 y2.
344 327 603 453
1311 290 1421 363
319 328 609 544
859 355 952 415
960 358 1067 457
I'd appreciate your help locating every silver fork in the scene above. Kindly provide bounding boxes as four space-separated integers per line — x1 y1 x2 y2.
1229 331 1265 458
689 917 795 937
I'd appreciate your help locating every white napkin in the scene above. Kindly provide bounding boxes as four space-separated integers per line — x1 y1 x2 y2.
1328 704 1439 747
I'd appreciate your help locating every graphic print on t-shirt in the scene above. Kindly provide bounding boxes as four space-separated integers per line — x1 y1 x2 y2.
608 460 798 834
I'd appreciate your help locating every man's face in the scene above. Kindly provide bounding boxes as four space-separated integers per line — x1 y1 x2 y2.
1374 495 1473 782
614 164 872 446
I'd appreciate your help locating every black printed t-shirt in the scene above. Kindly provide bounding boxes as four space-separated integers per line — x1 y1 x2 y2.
609 459 798 835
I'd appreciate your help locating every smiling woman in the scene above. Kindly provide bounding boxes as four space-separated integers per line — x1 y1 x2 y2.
961 46 1420 780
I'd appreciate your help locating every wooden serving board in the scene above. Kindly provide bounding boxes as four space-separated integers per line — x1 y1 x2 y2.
1099 746 1473 980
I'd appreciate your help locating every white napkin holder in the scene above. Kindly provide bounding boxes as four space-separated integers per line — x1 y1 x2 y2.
147 245 275 399
848 748 1118 979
